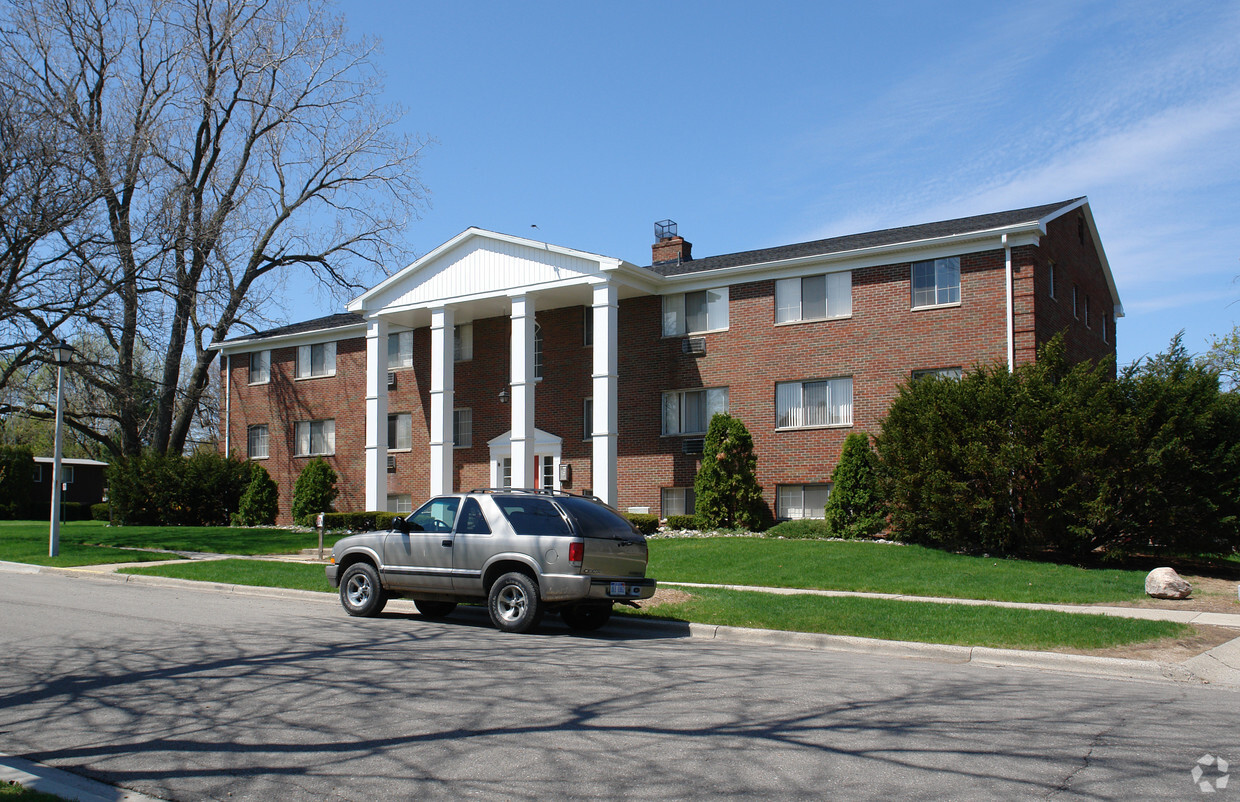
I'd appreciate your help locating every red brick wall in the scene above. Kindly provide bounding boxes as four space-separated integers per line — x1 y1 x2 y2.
1032 211 1118 370
221 229 1117 523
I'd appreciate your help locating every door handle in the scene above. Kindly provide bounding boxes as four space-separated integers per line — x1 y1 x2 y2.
442 539 453 547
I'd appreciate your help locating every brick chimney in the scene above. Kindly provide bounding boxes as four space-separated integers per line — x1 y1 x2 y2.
652 219 692 264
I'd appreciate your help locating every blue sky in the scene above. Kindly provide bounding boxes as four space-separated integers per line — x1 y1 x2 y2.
306 0 1240 367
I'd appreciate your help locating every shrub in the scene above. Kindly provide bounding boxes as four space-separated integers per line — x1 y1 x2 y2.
694 413 771 531
292 458 338 522
90 503 110 521
664 514 698 530
623 513 659 535
108 451 252 526
302 510 395 531
765 519 833 539
0 445 34 520
825 432 886 539
233 464 279 526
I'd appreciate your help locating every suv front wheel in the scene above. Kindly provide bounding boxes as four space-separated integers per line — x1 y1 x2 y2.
340 563 387 617
488 572 543 633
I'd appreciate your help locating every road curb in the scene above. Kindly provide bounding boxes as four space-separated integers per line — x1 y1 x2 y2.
7 561 1238 690
0 752 163 802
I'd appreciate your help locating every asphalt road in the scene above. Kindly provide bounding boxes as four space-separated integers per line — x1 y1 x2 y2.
0 571 1236 800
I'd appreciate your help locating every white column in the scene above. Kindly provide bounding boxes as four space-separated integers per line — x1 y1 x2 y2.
510 294 535 489
364 318 389 511
429 307 455 496
591 283 619 507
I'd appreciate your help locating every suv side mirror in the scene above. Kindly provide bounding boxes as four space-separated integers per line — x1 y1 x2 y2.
391 516 408 533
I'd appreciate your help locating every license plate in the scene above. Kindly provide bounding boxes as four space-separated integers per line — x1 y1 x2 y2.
610 582 626 596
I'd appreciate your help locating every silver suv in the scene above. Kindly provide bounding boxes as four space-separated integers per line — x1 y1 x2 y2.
325 489 656 633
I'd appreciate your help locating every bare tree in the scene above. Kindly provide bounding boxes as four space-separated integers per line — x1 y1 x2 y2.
0 0 428 456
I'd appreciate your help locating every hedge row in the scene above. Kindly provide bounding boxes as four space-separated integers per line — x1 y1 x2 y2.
298 510 396 532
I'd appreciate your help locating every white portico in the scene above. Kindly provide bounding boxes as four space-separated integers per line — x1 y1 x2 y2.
347 228 659 509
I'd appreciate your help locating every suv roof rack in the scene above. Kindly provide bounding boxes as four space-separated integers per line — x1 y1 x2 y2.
468 487 601 501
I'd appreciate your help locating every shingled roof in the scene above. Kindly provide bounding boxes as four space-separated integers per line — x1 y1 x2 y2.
222 311 364 344
647 198 1085 276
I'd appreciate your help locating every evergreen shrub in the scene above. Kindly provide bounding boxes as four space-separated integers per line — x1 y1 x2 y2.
292 458 338 522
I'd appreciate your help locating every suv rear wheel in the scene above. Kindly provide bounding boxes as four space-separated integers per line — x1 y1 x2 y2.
488 572 543 633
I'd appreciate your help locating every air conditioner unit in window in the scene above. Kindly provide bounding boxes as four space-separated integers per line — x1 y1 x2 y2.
682 337 706 355
386 455 396 472
387 372 396 389
682 438 705 455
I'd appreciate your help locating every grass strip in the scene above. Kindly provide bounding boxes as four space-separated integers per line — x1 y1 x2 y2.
649 537 1149 604
0 520 341 564
121 558 334 592
620 586 1187 650
119 559 1185 651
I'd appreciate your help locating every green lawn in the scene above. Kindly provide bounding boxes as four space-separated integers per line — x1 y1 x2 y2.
118 558 1186 650
0 520 340 566
648 537 1150 604
620 586 1187 650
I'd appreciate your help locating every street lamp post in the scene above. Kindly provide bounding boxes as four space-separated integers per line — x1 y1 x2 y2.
49 340 74 557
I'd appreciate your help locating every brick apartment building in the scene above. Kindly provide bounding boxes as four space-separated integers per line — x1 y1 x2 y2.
215 197 1121 524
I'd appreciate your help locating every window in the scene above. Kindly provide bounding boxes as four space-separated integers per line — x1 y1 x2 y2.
247 424 270 459
1103 313 1111 344
63 465 74 484
456 497 491 534
454 324 473 362
662 387 729 435
1048 261 1057 299
388 331 413 369
33 464 42 482
1073 285 1080 318
501 457 512 488
1084 295 1091 328
776 378 852 428
541 455 555 490
662 288 728 336
911 257 960 308
661 487 695 517
388 413 412 451
296 342 336 379
775 272 852 323
387 494 413 514
409 497 459 532
912 367 962 381
778 484 831 520
453 408 472 448
295 419 335 456
497 497 571 536
584 307 593 346
249 350 270 384
583 398 593 441
534 323 543 379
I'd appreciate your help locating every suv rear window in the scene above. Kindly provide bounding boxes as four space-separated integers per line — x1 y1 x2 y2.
555 497 640 540
497 497 572 536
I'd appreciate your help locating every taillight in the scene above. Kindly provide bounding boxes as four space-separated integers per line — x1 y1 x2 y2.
568 541 583 565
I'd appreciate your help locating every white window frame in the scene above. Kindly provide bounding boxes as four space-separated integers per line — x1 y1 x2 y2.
295 419 336 456
912 367 962 382
248 350 270 384
1084 294 1091 328
1048 261 1057 299
1073 285 1080 319
777 484 831 520
661 387 729 436
247 424 270 459
388 412 412 451
32 464 42 483
534 322 543 379
387 494 413 514
583 397 593 441
454 323 473 362
541 455 555 490
911 257 961 309
661 487 696 518
776 378 853 429
63 465 74 484
295 342 336 379
775 272 852 323
388 330 413 369
662 287 729 336
583 306 593 346
453 408 472 449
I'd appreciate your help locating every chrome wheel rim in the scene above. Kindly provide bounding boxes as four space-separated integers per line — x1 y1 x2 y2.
496 584 527 622
346 574 372 607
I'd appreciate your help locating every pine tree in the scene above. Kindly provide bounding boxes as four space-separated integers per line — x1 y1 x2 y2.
693 413 770 530
234 464 279 526
292 458 338 523
824 432 886 538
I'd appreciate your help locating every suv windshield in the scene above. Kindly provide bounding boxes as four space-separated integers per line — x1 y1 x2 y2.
555 496 640 540
496 497 572 536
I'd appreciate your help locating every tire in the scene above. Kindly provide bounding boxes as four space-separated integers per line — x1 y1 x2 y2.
488 572 543 633
413 600 458 619
561 603 612 632
339 562 387 617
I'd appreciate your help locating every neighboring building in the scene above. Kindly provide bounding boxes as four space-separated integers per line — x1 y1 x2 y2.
215 198 1121 524
32 457 109 509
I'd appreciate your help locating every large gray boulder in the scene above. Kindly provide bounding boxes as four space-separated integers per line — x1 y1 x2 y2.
1145 567 1192 599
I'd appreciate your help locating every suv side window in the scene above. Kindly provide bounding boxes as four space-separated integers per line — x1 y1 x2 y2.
456 498 491 534
409 497 459 533
497 497 572 536
556 496 639 540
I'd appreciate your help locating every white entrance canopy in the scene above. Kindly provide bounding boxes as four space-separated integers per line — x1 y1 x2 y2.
347 228 660 509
